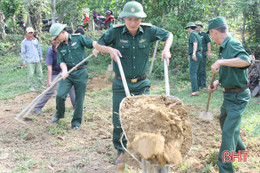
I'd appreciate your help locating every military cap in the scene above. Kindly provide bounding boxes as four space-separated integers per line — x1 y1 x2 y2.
185 22 197 29
195 21 203 27
49 23 67 40
119 1 147 18
207 17 227 33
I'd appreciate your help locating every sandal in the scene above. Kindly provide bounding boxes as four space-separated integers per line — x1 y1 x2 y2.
189 91 199 96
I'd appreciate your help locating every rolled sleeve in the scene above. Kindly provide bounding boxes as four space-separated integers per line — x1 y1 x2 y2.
151 25 170 42
81 35 94 49
98 28 115 46
190 33 197 43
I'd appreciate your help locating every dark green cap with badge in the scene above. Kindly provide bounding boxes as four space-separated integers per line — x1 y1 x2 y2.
195 21 203 27
207 17 227 33
119 1 147 18
49 23 67 40
185 22 196 29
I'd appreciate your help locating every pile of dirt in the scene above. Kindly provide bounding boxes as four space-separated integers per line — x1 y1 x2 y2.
120 94 192 166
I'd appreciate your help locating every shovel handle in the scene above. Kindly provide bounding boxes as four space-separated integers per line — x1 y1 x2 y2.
210 73 216 89
163 58 170 96
206 73 216 112
116 55 131 97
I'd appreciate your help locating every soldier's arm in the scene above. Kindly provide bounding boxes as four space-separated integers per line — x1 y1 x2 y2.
92 41 122 62
161 32 173 65
192 42 198 61
60 62 68 80
211 58 250 74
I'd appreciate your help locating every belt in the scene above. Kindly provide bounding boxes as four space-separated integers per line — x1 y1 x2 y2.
67 65 86 71
223 84 249 93
115 74 147 83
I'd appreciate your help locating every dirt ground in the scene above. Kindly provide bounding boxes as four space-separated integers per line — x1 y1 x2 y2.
0 74 259 173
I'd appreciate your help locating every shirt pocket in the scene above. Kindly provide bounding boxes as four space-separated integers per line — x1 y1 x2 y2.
60 50 67 56
138 42 149 57
71 43 80 50
118 42 131 57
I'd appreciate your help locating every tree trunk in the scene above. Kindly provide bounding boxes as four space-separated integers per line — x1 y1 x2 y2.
12 15 17 35
241 11 246 45
149 8 167 74
28 0 42 38
58 5 65 24
0 12 5 40
51 0 56 24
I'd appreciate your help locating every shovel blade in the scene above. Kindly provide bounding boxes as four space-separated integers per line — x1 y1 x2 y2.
199 111 214 121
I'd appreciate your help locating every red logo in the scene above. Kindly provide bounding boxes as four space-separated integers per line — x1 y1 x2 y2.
131 8 135 12
222 150 249 163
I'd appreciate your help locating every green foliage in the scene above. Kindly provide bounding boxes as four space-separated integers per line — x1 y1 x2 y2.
0 0 21 19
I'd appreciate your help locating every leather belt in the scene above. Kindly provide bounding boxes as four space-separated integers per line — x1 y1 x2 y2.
223 84 249 93
115 74 147 83
67 65 86 71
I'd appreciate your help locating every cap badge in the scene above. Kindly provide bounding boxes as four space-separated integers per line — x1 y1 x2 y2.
131 8 135 12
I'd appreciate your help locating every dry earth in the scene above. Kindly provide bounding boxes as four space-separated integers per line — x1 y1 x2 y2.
0 74 259 173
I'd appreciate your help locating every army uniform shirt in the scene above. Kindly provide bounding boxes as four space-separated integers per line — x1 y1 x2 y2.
98 24 170 78
198 31 211 52
189 31 202 55
57 34 93 68
219 35 250 89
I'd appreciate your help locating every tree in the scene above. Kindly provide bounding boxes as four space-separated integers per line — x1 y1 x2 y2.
0 0 21 34
0 12 5 40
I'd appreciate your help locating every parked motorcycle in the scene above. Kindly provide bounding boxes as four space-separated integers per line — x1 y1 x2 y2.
94 10 115 30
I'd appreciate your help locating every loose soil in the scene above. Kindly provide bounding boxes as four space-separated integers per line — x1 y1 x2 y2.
120 95 192 166
0 74 259 172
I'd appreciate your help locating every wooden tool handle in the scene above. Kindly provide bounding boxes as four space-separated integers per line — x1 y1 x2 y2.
116 55 130 97
206 73 216 112
210 73 216 89
163 58 170 96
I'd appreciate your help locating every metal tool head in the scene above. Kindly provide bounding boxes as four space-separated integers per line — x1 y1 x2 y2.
199 111 214 121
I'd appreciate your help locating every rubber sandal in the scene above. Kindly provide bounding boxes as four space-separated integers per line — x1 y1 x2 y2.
189 92 199 96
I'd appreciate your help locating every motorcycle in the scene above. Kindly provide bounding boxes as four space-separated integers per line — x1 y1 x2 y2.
94 10 115 30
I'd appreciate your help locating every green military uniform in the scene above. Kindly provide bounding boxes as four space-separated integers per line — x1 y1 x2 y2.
98 24 170 156
188 30 202 92
198 31 211 88
208 17 251 173
55 33 93 127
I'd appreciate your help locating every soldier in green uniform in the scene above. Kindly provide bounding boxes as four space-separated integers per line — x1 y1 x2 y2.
185 22 202 96
207 17 251 173
49 23 120 130
96 1 173 164
195 21 211 90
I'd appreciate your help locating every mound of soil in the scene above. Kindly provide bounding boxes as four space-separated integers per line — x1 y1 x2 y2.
120 94 192 166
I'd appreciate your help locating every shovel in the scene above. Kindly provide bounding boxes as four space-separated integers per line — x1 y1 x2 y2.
117 56 189 173
15 54 94 123
199 73 216 121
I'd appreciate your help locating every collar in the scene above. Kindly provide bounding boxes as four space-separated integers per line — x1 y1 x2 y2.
26 36 34 41
122 25 144 35
220 35 231 49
